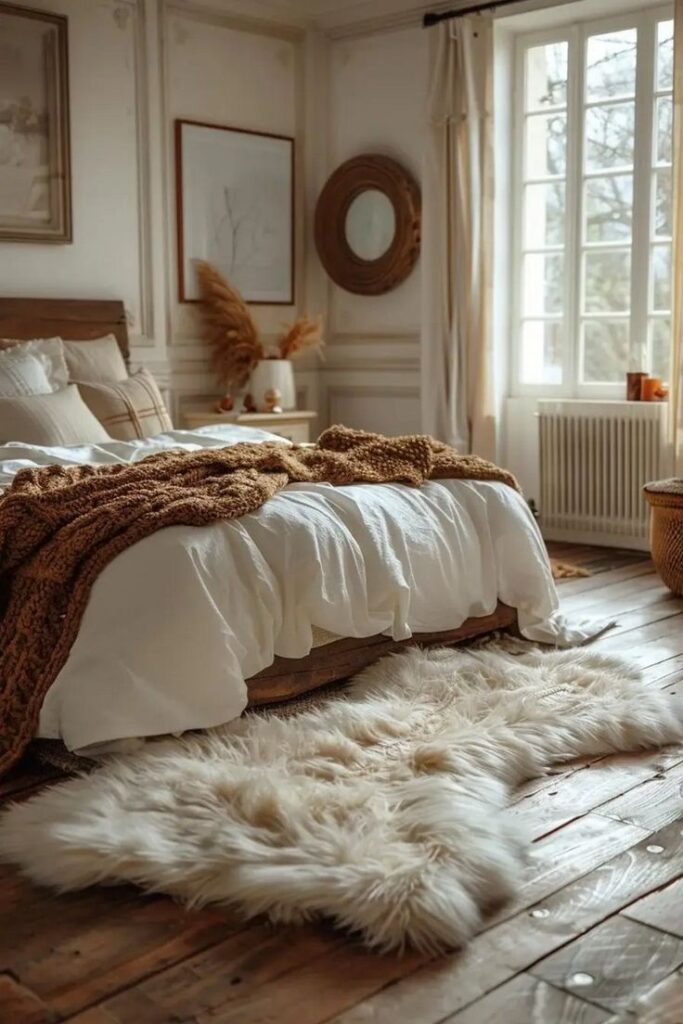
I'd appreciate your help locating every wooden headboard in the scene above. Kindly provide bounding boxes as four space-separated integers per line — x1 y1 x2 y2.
0 298 130 364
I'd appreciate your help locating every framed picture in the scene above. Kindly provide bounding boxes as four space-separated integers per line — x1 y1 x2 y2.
175 119 294 305
0 2 71 243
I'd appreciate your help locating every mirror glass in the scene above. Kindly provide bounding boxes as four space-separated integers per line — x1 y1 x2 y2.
345 189 396 261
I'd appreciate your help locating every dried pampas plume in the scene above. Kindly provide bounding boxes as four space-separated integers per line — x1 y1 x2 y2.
194 260 265 389
278 316 324 360
195 261 324 390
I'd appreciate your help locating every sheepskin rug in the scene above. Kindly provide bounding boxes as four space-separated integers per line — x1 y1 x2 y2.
2 642 682 953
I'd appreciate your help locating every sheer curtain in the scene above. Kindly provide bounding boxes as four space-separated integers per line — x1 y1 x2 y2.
420 17 497 459
672 0 683 473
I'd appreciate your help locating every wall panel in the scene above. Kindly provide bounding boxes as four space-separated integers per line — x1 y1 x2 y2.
319 23 427 431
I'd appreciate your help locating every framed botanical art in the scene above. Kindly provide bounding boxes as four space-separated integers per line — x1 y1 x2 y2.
175 119 294 305
0 2 72 243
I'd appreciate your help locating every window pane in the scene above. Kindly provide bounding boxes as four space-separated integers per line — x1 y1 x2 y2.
650 318 671 380
585 102 635 171
657 20 674 91
584 250 631 312
582 319 630 382
526 42 568 110
520 320 563 384
652 244 672 311
585 175 633 242
656 96 673 165
524 182 565 246
586 29 637 100
526 112 567 177
654 168 672 239
524 254 564 314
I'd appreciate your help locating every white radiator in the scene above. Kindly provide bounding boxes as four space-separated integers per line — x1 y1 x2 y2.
538 400 668 550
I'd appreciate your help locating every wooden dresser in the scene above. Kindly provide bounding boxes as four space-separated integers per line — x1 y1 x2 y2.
180 407 317 444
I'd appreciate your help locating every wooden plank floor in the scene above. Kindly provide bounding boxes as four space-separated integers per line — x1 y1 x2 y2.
2 543 683 1024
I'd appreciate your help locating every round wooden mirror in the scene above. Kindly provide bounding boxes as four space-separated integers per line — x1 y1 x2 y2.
314 155 421 296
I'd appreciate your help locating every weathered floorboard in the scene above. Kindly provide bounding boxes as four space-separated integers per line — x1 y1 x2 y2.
529 916 683 1014
2 543 682 1024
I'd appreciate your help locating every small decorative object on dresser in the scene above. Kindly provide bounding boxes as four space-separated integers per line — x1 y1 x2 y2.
181 406 317 444
263 388 282 413
215 393 234 413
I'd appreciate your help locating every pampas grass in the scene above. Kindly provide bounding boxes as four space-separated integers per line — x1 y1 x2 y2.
195 260 265 389
195 261 324 390
278 316 324 360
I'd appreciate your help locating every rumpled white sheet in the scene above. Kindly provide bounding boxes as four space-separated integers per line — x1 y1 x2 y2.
0 426 604 754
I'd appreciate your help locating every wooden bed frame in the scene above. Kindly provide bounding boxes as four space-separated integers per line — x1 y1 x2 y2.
0 298 130 365
0 296 518 706
248 604 517 704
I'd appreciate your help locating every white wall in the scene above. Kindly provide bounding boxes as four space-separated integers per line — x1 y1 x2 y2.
0 0 430 436
319 24 427 434
0 0 321 422
164 3 316 418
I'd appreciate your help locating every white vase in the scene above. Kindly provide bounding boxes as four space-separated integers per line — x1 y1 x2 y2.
248 359 296 412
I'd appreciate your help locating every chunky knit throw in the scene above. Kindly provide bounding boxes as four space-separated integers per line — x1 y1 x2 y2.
0 425 518 775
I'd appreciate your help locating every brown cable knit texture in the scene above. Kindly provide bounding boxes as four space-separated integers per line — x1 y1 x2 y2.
0 425 518 775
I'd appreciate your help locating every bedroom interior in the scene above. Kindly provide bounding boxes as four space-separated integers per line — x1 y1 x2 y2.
1 0 683 1021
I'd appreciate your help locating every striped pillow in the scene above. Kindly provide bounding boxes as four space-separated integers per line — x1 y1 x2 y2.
77 369 172 440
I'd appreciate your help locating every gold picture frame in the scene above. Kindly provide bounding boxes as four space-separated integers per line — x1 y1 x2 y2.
0 2 72 243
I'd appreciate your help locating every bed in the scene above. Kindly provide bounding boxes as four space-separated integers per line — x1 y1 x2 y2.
0 297 583 756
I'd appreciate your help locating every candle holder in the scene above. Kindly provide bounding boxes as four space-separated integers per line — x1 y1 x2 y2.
626 371 647 401
641 376 668 401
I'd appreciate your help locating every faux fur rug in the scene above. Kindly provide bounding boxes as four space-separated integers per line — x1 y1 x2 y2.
2 643 682 953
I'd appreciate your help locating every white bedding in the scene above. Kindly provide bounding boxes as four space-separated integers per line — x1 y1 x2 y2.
0 425 600 754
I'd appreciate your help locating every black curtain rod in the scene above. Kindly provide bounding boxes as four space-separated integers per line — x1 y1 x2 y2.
423 0 522 28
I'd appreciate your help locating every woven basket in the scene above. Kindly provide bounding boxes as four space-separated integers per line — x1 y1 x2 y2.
643 479 683 595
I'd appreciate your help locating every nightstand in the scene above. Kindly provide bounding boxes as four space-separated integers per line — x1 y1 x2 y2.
181 407 317 444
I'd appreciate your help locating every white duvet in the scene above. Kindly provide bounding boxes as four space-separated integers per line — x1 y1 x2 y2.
0 425 599 754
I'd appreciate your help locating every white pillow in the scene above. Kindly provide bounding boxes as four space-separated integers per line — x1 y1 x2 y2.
77 369 173 440
0 385 111 446
63 335 128 383
0 348 53 397
0 338 69 393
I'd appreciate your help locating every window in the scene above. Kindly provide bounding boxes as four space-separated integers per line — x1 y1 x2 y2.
513 8 673 396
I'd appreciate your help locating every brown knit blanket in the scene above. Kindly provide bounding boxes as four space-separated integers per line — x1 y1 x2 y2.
0 425 518 775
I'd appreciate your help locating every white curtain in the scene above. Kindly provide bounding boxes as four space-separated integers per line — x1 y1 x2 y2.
421 16 497 460
671 0 683 473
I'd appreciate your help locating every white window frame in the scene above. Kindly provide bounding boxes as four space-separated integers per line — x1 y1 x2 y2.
510 4 673 399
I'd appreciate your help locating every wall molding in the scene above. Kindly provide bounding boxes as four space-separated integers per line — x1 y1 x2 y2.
163 0 308 348
328 331 420 348
130 0 156 345
167 0 309 36
323 342 419 371
325 383 419 425
323 358 419 372
129 352 172 382
166 0 305 43
311 0 434 39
